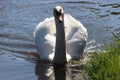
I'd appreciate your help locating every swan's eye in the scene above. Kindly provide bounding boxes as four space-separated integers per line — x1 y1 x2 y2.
59 9 64 14
59 9 62 13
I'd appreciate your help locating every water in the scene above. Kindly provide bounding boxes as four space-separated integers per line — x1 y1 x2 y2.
0 0 120 80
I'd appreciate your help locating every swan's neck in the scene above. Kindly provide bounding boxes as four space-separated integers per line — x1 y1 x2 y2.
53 19 67 64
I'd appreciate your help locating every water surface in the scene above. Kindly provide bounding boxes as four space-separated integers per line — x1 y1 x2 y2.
0 0 120 80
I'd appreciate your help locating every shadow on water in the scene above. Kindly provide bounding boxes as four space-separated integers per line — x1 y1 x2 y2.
35 61 71 80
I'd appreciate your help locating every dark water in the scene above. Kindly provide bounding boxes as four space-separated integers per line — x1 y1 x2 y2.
0 0 120 80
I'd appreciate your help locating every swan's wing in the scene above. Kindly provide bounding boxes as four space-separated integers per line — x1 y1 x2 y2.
34 17 56 61
64 14 88 59
66 27 87 59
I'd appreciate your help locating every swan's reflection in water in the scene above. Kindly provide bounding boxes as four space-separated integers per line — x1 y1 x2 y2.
35 61 71 80
35 61 54 80
53 64 69 80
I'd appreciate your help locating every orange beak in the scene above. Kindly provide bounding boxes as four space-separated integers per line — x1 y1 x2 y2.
59 15 63 22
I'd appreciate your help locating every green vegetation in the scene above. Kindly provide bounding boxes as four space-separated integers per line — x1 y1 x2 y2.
84 33 120 80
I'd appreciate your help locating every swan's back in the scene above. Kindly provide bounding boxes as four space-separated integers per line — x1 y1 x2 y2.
34 14 87 61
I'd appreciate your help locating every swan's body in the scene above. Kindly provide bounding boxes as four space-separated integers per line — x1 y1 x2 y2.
34 6 87 64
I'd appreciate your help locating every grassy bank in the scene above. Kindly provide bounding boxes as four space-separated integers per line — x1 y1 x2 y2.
84 33 120 80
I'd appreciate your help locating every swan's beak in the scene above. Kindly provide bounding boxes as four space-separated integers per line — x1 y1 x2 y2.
59 15 63 22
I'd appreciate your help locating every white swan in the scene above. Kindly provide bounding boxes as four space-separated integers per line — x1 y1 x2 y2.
34 6 88 64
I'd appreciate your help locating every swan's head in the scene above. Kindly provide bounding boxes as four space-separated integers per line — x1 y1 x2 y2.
54 6 64 22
